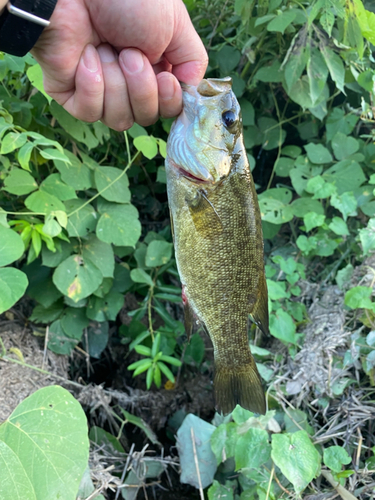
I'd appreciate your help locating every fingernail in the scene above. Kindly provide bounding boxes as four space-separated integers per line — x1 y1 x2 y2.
121 49 144 74
82 44 99 72
158 75 175 101
97 45 116 64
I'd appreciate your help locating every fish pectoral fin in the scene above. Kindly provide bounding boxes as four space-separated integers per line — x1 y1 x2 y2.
182 287 194 343
169 208 175 244
214 358 266 415
250 272 270 336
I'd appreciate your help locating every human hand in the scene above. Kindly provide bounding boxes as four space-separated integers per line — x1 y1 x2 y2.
30 0 208 130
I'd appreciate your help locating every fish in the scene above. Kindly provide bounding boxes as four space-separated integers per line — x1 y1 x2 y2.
165 77 269 415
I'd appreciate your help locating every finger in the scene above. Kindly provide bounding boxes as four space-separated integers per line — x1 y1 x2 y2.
62 44 104 122
119 49 159 127
97 44 134 131
165 0 208 84
157 72 182 118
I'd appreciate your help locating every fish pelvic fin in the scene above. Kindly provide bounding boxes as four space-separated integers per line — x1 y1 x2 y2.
251 271 270 336
214 360 266 415
182 285 193 342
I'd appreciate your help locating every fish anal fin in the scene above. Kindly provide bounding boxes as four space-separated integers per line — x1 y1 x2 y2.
182 285 193 342
250 271 269 336
214 359 266 415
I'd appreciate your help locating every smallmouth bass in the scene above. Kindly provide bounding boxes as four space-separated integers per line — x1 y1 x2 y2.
165 77 269 415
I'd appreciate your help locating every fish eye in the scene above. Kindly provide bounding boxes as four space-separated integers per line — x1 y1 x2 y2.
222 110 237 129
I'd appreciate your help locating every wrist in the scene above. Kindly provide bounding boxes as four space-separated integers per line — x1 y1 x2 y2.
0 1 8 14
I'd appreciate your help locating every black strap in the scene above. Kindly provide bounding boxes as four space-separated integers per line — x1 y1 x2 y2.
0 0 57 57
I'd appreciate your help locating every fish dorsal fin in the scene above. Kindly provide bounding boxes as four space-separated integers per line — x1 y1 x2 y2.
197 78 232 97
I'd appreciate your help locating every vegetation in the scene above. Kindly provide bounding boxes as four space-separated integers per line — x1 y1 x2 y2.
0 0 375 498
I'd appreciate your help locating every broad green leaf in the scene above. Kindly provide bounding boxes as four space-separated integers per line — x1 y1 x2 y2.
326 108 358 141
82 321 109 358
3 168 38 195
336 263 354 290
216 45 241 74
0 386 89 500
30 302 64 324
0 132 27 154
48 319 78 354
130 268 154 287
39 148 71 163
61 307 90 340
257 117 286 150
86 291 124 322
269 309 296 344
26 63 52 103
258 187 292 204
344 286 373 310
284 409 314 435
307 48 328 105
357 69 375 92
0 226 25 266
259 198 294 224
208 480 234 500
330 192 357 221
331 132 359 160
290 197 324 216
0 268 28 314
184 333 205 365
127 123 147 138
359 218 375 255
177 414 217 489
42 241 73 268
65 200 97 238
303 212 325 232
267 280 289 300
324 160 365 194
53 255 103 302
306 175 337 199
235 428 271 470
271 431 321 494
321 45 345 94
25 190 66 215
304 143 333 164
284 44 308 92
50 102 98 149
40 173 77 201
94 166 130 203
81 234 114 278
323 446 351 473
329 217 349 236
0 441 36 500
96 203 141 247
17 142 34 171
145 240 173 267
239 99 255 126
254 60 283 83
54 150 92 190
274 157 294 177
267 10 296 33
133 135 158 160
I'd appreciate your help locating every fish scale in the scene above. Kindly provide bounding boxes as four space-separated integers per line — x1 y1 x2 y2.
166 78 269 415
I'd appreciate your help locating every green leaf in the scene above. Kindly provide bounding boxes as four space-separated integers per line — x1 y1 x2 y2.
39 148 71 163
40 173 77 201
267 10 296 33
331 132 359 160
307 48 328 105
304 143 333 164
42 240 73 268
235 428 271 470
81 234 114 278
284 45 308 92
133 135 158 160
328 217 349 236
323 446 351 473
54 150 92 190
208 480 234 500
359 218 375 255
0 132 27 154
127 123 148 138
65 200 97 238
321 45 345 94
94 166 130 203
119 408 160 445
177 414 217 489
25 190 66 215
303 212 325 232
0 441 36 500
324 160 365 194
83 321 109 358
326 108 358 141
0 386 89 500
290 197 324 216
274 157 294 177
145 240 173 267
269 309 296 344
0 226 25 266
48 319 78 354
259 198 293 224
330 192 357 221
3 168 38 195
267 280 289 300
344 286 373 310
53 255 103 302
17 142 34 171
96 203 141 247
336 263 354 290
271 431 321 494
284 409 314 434
305 175 337 199
254 60 283 83
257 117 286 150
239 99 255 126
26 63 52 103
357 69 375 92
130 268 153 287
50 102 98 149
0 268 28 314
61 307 90 340
216 45 241 74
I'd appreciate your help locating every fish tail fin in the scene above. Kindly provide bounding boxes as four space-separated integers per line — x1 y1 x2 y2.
214 359 266 415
